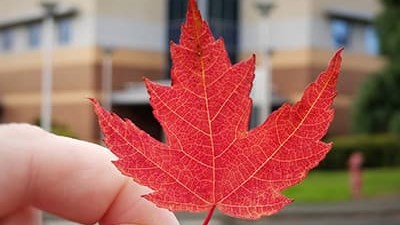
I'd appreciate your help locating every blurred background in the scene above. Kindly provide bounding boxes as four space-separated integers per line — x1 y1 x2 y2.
0 0 399 224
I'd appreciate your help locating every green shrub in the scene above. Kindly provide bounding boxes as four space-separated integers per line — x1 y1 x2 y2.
318 134 400 170
389 112 400 134
51 124 78 138
34 118 78 139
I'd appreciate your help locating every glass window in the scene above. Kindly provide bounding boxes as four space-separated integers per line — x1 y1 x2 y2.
365 25 379 55
57 18 72 45
27 23 42 48
330 19 351 48
167 0 239 76
167 0 238 56
168 0 188 44
1 29 13 51
208 0 238 62
167 0 188 77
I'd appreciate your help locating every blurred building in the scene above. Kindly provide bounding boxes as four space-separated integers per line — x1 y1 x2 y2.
0 0 384 142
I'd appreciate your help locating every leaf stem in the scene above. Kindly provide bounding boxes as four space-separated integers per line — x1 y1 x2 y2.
201 205 216 225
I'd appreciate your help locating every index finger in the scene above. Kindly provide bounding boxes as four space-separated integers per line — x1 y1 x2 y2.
0 124 179 225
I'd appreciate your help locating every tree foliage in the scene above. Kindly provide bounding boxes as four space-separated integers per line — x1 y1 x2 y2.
352 0 400 134
353 66 400 133
375 0 400 62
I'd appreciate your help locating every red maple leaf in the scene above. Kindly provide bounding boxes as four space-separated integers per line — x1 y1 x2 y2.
91 0 342 223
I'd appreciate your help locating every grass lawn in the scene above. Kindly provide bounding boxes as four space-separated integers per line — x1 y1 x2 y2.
283 167 400 203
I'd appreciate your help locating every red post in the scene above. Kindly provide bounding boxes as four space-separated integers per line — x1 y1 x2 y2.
348 152 364 200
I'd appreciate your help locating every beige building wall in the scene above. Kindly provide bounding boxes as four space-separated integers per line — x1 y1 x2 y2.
0 0 386 139
240 0 314 54
0 47 100 141
0 0 98 141
240 0 384 134
240 0 381 53
0 0 167 141
310 0 381 52
0 0 97 49
96 0 167 51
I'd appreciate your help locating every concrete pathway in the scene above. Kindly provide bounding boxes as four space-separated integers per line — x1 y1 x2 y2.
44 196 400 225
177 196 400 225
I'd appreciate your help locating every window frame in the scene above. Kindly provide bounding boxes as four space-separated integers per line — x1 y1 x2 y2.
27 22 42 48
166 0 239 77
57 17 72 45
330 18 352 48
365 25 379 55
1 28 14 52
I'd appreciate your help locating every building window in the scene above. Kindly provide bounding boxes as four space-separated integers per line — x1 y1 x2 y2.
365 25 379 55
27 23 42 48
1 29 14 52
208 0 238 62
330 19 351 48
167 0 189 76
168 0 188 46
57 18 72 45
167 0 239 76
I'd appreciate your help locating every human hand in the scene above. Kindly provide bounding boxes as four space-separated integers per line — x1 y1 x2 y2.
0 124 180 225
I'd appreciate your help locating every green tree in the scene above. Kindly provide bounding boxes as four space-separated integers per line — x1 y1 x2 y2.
352 0 400 134
375 0 400 62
